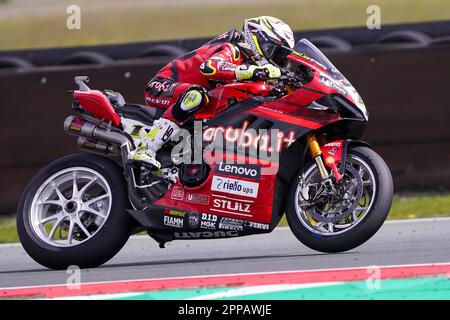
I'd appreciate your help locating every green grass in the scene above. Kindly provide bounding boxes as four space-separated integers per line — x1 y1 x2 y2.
388 193 450 219
0 215 18 244
1 193 450 244
277 193 450 226
1 0 450 50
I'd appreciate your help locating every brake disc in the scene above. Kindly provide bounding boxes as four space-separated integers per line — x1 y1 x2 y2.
310 164 363 223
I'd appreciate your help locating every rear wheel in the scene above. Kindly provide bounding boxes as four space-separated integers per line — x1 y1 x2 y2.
17 153 133 269
286 146 393 253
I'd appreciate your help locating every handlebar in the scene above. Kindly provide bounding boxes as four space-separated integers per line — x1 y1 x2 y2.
274 69 304 89
279 69 303 83
264 69 304 97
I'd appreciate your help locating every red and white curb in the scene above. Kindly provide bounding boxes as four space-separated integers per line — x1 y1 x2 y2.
1 262 450 299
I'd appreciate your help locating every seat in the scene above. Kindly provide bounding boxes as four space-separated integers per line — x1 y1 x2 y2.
119 103 166 125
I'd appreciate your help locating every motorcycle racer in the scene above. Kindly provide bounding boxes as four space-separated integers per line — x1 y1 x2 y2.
127 16 296 169
19 16 394 270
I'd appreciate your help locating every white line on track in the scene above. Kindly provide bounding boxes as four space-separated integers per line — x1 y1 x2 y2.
186 282 343 300
384 217 450 224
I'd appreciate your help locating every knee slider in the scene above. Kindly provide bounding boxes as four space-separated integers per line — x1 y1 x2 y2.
179 86 208 111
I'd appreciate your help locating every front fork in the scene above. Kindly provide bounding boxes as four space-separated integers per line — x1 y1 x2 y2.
307 134 342 182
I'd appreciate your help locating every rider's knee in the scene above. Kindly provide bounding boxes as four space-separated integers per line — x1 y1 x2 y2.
171 86 208 122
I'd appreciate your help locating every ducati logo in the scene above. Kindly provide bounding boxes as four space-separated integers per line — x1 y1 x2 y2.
174 231 239 239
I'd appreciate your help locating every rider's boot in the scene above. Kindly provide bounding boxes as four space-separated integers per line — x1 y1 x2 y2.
127 118 180 169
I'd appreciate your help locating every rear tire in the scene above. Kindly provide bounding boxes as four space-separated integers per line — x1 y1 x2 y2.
286 146 393 253
17 153 133 270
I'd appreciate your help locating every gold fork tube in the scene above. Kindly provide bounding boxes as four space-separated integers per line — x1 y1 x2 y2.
308 134 328 179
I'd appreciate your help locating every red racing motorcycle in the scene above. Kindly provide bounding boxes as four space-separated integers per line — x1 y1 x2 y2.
17 39 393 269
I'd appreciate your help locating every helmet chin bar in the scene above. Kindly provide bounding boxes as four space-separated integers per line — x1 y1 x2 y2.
240 29 268 65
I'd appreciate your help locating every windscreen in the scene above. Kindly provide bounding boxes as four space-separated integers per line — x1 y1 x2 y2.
293 38 345 80
292 39 369 120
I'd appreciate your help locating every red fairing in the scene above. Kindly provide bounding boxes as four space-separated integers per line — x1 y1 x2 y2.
286 53 360 106
74 90 121 127
245 90 341 129
194 82 272 119
154 151 278 224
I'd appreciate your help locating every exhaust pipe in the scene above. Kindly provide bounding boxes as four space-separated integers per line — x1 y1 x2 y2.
64 115 130 147
77 137 116 155
64 115 151 209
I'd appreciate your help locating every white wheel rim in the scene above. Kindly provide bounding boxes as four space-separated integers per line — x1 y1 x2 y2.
29 167 112 247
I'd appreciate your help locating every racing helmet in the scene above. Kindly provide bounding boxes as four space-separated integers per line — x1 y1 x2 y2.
240 16 295 64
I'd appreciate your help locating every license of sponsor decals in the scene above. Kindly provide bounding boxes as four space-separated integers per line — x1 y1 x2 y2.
211 176 259 198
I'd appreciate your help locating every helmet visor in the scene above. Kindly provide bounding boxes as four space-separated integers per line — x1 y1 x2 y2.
259 41 292 66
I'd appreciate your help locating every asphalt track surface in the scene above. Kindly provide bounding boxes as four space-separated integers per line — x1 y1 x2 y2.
1 218 449 289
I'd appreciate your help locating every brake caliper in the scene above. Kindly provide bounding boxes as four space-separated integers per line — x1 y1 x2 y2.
321 140 346 182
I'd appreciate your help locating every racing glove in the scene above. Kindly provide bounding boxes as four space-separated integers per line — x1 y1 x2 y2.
235 64 282 81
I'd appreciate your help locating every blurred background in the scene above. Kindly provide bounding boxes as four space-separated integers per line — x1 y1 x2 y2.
1 0 450 50
0 0 449 242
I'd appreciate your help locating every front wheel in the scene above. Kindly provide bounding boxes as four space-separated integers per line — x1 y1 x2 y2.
17 153 134 269
286 146 393 253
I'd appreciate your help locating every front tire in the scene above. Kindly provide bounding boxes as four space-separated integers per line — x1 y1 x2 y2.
286 146 393 253
17 153 133 270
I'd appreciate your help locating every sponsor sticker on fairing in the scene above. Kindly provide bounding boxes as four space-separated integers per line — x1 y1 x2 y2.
213 197 252 214
163 215 184 228
218 217 244 231
164 209 186 218
200 213 217 230
216 163 261 179
324 142 342 147
211 176 259 198
202 213 218 222
245 221 270 230
186 192 210 205
170 187 185 201
188 212 200 228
